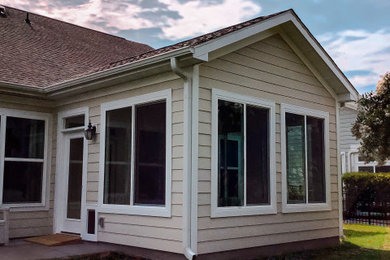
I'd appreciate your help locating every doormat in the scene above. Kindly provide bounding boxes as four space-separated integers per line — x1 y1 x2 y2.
25 233 81 246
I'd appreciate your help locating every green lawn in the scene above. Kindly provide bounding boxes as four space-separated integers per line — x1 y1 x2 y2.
269 224 390 260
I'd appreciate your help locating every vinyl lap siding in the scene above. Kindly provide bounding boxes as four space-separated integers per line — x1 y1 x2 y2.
57 72 185 253
0 96 54 238
197 34 339 254
339 107 359 152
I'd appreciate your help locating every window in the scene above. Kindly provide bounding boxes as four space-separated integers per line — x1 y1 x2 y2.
64 115 85 129
99 90 171 217
281 104 330 213
358 166 374 172
212 89 276 217
0 110 49 207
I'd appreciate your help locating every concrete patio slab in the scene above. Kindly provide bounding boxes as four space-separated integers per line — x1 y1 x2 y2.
0 239 185 260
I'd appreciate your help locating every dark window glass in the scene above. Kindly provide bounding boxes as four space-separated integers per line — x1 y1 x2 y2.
286 113 306 204
66 138 84 219
307 116 325 203
218 100 244 207
134 101 166 205
246 105 270 205
65 115 85 128
104 107 132 205
5 117 45 158
3 161 43 203
358 166 374 172
375 166 390 173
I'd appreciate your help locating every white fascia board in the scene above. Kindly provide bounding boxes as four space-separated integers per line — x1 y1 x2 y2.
192 12 293 61
288 16 359 101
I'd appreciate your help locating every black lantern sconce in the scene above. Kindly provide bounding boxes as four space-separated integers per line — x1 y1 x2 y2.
84 121 96 141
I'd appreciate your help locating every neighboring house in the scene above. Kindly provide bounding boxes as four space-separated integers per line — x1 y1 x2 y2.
0 5 358 260
340 103 390 173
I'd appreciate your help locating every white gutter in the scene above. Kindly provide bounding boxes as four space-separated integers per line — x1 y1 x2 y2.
170 57 196 260
46 47 193 94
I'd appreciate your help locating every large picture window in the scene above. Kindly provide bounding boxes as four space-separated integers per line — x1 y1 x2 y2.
281 104 330 213
0 110 49 207
212 89 276 217
100 90 171 217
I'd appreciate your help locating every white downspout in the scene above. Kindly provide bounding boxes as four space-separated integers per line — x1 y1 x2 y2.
336 101 344 237
170 57 196 260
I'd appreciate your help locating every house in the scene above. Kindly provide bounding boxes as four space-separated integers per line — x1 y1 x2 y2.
340 103 390 173
0 5 358 260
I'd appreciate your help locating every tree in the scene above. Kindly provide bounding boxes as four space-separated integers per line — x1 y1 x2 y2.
351 72 390 165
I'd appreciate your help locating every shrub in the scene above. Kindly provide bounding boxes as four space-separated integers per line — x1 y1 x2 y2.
343 172 390 213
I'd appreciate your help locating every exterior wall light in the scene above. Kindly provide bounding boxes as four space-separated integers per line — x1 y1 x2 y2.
84 121 96 140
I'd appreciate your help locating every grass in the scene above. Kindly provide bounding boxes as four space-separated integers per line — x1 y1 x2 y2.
266 224 390 260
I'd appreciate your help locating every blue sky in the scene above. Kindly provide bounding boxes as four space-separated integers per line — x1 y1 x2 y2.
3 0 389 93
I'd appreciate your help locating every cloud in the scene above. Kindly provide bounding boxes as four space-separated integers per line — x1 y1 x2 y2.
1 0 261 40
319 29 390 92
158 0 261 40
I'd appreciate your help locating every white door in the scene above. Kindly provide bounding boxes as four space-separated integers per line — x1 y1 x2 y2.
61 132 86 234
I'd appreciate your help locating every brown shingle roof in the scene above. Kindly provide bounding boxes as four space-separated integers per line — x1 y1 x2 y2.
0 6 153 88
93 9 290 74
1 6 291 88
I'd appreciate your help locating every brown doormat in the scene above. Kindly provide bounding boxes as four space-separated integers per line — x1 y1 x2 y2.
25 233 81 246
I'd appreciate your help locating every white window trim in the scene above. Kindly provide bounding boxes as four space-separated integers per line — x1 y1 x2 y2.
0 108 51 211
98 89 172 217
281 103 331 213
54 107 96 240
211 89 276 218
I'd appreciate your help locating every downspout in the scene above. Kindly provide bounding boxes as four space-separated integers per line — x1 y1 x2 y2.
170 57 196 260
336 100 344 237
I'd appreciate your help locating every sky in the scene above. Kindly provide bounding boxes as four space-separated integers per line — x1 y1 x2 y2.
2 0 389 93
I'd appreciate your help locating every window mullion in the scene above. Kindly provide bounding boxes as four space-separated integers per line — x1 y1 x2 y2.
304 115 309 204
130 106 136 206
243 103 247 207
0 115 5 206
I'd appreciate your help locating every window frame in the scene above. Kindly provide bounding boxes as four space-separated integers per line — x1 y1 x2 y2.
281 103 331 213
98 90 172 217
211 89 276 218
0 108 51 211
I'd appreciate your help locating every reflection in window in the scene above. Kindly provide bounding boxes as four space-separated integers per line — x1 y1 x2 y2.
66 138 84 219
104 107 132 205
3 116 46 204
285 112 326 204
64 115 85 129
307 117 325 203
3 161 43 203
358 166 374 172
5 117 45 159
217 100 271 207
218 100 244 207
134 101 166 205
375 166 390 173
103 99 168 207
286 113 306 204
246 105 269 205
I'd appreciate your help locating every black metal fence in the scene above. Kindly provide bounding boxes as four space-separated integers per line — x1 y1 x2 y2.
343 186 390 226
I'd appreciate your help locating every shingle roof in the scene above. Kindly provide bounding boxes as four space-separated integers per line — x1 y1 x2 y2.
0 5 290 88
0 6 153 88
94 9 290 74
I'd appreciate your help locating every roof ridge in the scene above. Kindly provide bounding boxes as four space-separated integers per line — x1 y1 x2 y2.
107 9 293 68
2 5 152 48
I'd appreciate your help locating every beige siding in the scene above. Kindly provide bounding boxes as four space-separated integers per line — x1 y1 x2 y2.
56 72 185 253
0 95 55 238
197 34 339 254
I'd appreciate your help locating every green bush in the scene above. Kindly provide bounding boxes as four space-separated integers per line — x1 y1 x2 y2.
343 172 390 213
